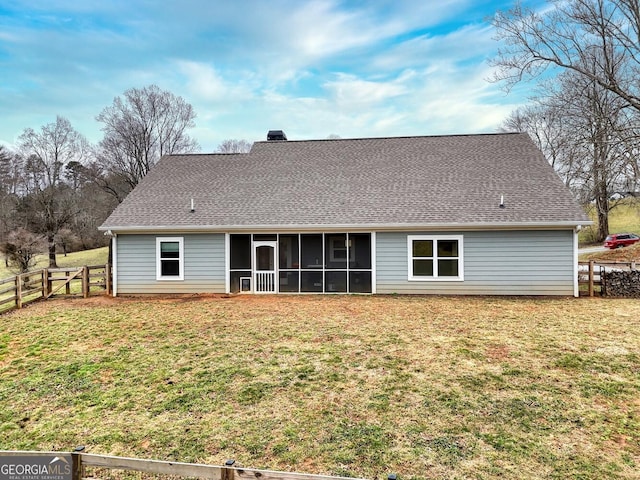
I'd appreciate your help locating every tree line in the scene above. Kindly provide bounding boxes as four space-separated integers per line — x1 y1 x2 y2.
492 0 640 242
0 85 251 273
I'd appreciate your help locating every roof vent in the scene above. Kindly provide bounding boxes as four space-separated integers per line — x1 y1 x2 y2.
267 130 287 141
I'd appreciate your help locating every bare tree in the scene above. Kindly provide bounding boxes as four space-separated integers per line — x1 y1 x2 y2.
0 146 21 265
558 72 634 240
216 139 253 153
500 102 579 185
55 227 80 256
0 145 22 196
501 68 639 241
75 159 132 203
0 228 46 273
492 0 640 240
491 0 640 113
17 116 89 267
96 85 199 194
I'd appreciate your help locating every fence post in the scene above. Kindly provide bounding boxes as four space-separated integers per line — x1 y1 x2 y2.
105 263 112 295
42 269 49 298
632 261 636 271
71 446 85 480
65 270 71 295
588 260 594 297
221 459 235 480
82 266 89 298
16 273 22 309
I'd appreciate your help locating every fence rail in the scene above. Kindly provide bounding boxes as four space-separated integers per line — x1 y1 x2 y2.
0 451 369 480
578 260 637 296
0 264 111 313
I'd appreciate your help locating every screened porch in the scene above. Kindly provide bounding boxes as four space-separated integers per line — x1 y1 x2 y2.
229 233 372 294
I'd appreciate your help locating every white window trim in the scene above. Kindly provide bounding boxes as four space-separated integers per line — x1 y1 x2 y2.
407 235 464 282
156 237 184 281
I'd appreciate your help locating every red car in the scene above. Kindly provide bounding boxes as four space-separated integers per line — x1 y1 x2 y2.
603 233 640 249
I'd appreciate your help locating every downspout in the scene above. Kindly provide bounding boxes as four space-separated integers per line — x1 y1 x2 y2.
104 230 118 297
225 233 230 294
112 233 118 297
371 232 377 294
573 226 581 298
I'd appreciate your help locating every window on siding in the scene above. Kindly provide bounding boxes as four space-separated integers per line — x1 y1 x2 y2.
408 235 463 281
156 237 184 281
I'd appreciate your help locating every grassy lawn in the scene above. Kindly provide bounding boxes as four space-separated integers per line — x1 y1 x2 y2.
0 295 638 479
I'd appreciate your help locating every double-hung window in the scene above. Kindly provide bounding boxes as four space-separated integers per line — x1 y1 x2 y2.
156 237 184 281
408 235 463 281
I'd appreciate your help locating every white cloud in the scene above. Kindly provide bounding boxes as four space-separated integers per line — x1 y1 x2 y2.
176 61 256 105
286 2 375 58
370 23 497 73
323 72 412 108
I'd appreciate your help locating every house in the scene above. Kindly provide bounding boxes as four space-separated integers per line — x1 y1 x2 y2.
99 132 591 296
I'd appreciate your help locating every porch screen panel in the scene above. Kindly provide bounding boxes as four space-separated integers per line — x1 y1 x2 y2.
279 271 299 292
301 234 323 268
349 233 371 269
230 235 251 269
230 234 252 293
326 233 348 269
349 271 372 293
325 271 347 292
230 271 251 293
301 271 323 292
279 235 299 269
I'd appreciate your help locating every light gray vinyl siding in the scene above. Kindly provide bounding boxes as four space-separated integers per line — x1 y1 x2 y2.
376 230 575 295
116 234 225 294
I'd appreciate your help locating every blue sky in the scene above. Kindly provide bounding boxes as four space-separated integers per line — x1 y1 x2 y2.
0 0 541 151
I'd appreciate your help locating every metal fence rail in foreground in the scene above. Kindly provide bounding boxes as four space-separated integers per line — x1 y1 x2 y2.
0 451 377 480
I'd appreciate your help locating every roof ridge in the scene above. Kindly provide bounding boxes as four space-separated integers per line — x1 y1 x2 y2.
253 131 525 144
163 152 250 159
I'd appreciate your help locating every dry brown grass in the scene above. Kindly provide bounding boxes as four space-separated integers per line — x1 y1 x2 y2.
1 294 639 479
581 243 640 262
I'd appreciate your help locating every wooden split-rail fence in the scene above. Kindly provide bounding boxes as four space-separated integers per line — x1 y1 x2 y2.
0 451 375 480
0 264 111 313
578 260 638 297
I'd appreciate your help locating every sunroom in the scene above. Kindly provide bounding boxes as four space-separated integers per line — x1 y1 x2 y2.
229 233 373 294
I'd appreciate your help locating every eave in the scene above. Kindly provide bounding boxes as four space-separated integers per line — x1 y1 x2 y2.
100 220 593 235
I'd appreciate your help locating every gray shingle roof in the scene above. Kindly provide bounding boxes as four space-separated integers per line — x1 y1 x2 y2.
100 132 590 231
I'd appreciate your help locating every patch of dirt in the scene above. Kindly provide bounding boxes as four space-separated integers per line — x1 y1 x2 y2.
486 344 511 361
35 292 335 310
